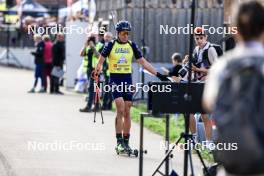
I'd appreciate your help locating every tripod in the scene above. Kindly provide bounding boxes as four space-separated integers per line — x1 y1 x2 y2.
152 113 210 176
0 23 23 68
146 82 215 176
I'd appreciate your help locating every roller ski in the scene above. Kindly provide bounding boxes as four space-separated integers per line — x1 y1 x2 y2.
115 142 138 157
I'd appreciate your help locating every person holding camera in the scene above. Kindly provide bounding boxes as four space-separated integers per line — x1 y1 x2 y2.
79 35 104 112
161 52 183 83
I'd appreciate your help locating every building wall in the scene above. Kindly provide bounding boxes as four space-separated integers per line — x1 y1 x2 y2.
95 0 224 63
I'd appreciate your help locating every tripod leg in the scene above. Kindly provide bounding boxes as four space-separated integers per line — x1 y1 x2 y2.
184 146 188 176
152 135 183 176
191 140 211 176
188 144 195 176
165 114 170 176
183 114 190 176
139 114 144 176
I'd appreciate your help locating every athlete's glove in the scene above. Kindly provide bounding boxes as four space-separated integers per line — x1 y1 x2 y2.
156 72 169 81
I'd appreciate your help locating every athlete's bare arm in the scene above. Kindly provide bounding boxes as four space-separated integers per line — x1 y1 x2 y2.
137 57 157 76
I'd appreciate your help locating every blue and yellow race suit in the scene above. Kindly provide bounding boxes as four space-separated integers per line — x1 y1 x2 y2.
101 39 142 101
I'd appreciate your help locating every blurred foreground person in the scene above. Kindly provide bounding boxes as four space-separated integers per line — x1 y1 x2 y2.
28 34 45 93
203 1 264 175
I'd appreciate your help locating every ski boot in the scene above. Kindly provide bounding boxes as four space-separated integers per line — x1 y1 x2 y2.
115 141 126 155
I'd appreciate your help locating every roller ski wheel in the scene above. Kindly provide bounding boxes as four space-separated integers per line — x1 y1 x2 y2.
124 143 138 157
133 149 138 157
125 149 138 157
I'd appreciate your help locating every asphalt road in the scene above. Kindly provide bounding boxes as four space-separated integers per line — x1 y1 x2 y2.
0 66 204 176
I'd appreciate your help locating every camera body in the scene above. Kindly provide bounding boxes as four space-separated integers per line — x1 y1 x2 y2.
178 63 190 78
178 56 200 78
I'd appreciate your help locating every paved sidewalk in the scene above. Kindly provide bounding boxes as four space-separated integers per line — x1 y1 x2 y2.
0 66 205 176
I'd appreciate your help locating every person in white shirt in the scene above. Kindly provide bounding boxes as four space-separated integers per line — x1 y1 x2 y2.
184 27 219 148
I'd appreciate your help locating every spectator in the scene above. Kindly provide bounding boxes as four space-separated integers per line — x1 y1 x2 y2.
28 34 45 93
184 27 221 149
79 35 104 112
191 27 220 82
42 34 53 93
161 52 184 123
50 33 65 94
161 52 183 83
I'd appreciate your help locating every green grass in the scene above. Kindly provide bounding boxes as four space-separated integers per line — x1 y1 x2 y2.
130 105 184 141
112 103 214 162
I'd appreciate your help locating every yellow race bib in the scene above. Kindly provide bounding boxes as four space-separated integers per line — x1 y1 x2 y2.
109 41 133 74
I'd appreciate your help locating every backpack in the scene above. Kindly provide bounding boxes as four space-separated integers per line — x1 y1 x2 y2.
212 56 264 175
202 44 223 67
